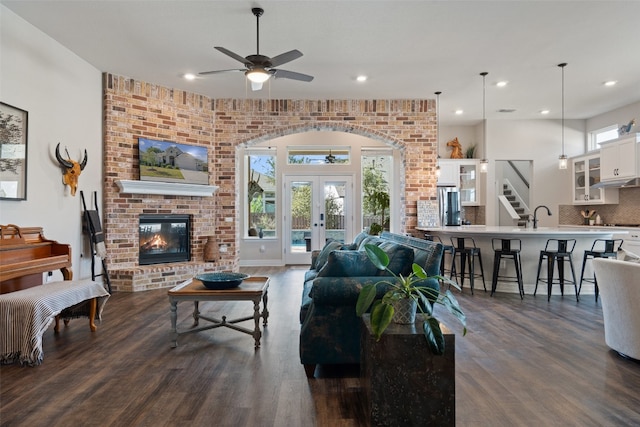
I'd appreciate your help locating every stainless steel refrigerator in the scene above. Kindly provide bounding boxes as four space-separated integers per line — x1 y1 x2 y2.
438 186 461 226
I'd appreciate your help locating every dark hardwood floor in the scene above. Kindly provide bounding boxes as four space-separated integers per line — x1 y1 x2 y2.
2 266 640 426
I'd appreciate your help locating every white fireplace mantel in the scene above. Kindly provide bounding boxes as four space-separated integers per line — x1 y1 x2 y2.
116 179 219 197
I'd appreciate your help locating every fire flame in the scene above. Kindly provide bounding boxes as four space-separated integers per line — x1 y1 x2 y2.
140 234 168 251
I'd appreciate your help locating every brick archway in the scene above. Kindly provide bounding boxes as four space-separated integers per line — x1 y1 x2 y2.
103 74 437 289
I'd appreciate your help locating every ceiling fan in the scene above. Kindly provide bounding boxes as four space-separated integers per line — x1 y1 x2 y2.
199 7 314 91
325 150 336 164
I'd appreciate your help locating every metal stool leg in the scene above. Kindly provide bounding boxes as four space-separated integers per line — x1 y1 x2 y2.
514 252 524 299
477 250 486 291
491 252 500 296
546 254 555 301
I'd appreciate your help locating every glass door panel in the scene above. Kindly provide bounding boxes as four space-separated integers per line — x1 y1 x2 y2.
284 175 353 264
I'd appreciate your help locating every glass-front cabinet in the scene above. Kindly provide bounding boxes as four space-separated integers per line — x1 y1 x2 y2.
458 160 479 206
572 153 618 205
437 159 481 206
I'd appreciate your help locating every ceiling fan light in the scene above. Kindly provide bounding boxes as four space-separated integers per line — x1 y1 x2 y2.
246 69 271 83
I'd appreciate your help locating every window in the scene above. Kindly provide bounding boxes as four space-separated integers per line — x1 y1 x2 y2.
361 149 392 232
589 125 618 151
246 151 276 238
287 147 350 164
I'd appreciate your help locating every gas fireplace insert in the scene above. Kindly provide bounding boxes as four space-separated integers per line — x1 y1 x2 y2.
139 214 191 265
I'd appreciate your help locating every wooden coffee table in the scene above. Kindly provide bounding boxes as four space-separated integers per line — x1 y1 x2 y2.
168 276 269 348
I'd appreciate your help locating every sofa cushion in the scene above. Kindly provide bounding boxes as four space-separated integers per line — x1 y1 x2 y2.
314 240 343 271
317 250 379 277
358 234 384 251
376 241 414 276
345 231 370 250
300 279 314 323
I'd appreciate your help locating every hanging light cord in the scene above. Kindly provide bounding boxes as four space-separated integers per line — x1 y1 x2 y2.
559 63 566 157
435 91 441 159
480 72 488 168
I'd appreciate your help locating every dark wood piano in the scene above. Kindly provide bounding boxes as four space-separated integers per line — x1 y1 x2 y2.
0 224 72 294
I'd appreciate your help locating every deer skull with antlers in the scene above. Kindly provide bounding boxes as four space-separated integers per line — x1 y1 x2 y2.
55 143 87 196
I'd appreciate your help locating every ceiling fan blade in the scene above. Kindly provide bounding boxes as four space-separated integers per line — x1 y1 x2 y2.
198 69 243 76
251 81 264 91
269 49 303 68
272 69 314 82
214 46 252 66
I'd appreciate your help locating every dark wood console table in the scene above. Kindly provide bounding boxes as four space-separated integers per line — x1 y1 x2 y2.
361 315 456 426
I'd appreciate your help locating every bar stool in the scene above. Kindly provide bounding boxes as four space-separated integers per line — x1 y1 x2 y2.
450 237 486 295
534 239 579 301
424 234 457 283
491 238 524 299
579 239 623 301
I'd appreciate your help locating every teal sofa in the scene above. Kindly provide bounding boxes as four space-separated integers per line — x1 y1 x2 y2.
299 231 444 378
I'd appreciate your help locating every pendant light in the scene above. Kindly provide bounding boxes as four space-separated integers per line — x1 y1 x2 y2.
435 91 442 178
558 62 568 170
479 72 489 173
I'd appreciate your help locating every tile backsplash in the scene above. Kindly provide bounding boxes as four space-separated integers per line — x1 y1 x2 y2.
559 187 640 225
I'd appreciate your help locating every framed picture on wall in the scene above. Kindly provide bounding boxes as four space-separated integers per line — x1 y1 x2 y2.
0 102 28 200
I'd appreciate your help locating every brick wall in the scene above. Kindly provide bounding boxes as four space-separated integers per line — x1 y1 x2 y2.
103 74 438 291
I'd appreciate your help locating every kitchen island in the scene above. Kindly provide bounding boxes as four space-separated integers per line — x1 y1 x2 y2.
415 226 629 296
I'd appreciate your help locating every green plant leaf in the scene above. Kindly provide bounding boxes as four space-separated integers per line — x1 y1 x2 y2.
440 290 467 333
436 274 462 291
370 303 394 340
415 290 433 316
423 317 446 355
356 283 377 316
411 263 427 279
364 243 390 270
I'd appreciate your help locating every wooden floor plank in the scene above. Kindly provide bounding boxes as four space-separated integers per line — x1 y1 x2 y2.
2 266 640 426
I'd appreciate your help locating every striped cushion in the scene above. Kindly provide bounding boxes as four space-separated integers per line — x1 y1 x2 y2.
0 279 110 366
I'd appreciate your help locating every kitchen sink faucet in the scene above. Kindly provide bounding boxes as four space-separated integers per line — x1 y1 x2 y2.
533 205 552 229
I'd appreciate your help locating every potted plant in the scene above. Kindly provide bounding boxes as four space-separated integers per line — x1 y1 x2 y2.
368 222 383 236
356 243 467 355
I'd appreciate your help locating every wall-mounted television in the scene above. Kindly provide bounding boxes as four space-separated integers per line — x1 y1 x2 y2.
138 138 208 185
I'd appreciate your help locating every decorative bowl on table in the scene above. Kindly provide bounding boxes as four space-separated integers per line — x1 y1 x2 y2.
195 272 249 290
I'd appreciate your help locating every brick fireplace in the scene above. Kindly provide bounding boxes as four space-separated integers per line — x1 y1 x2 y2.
103 73 438 291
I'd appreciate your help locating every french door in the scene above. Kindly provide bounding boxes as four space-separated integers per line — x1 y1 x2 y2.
283 175 353 264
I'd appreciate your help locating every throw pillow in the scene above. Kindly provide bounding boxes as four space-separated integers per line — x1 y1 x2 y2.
317 250 379 277
314 240 343 271
346 231 370 250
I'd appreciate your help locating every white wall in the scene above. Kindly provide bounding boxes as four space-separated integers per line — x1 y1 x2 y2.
586 101 640 135
0 6 103 280
444 118 585 226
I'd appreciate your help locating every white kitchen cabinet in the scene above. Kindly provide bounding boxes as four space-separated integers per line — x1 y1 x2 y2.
572 153 618 205
600 134 639 181
437 159 482 206
436 160 458 186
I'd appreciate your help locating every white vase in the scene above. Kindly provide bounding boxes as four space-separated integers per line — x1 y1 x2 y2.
392 298 417 324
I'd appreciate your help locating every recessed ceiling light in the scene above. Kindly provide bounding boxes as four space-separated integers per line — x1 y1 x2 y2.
604 80 617 87
184 73 196 81
356 75 367 82
496 81 508 87
455 109 464 115
540 109 550 115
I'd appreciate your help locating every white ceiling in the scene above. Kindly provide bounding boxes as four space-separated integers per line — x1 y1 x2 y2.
3 0 640 125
